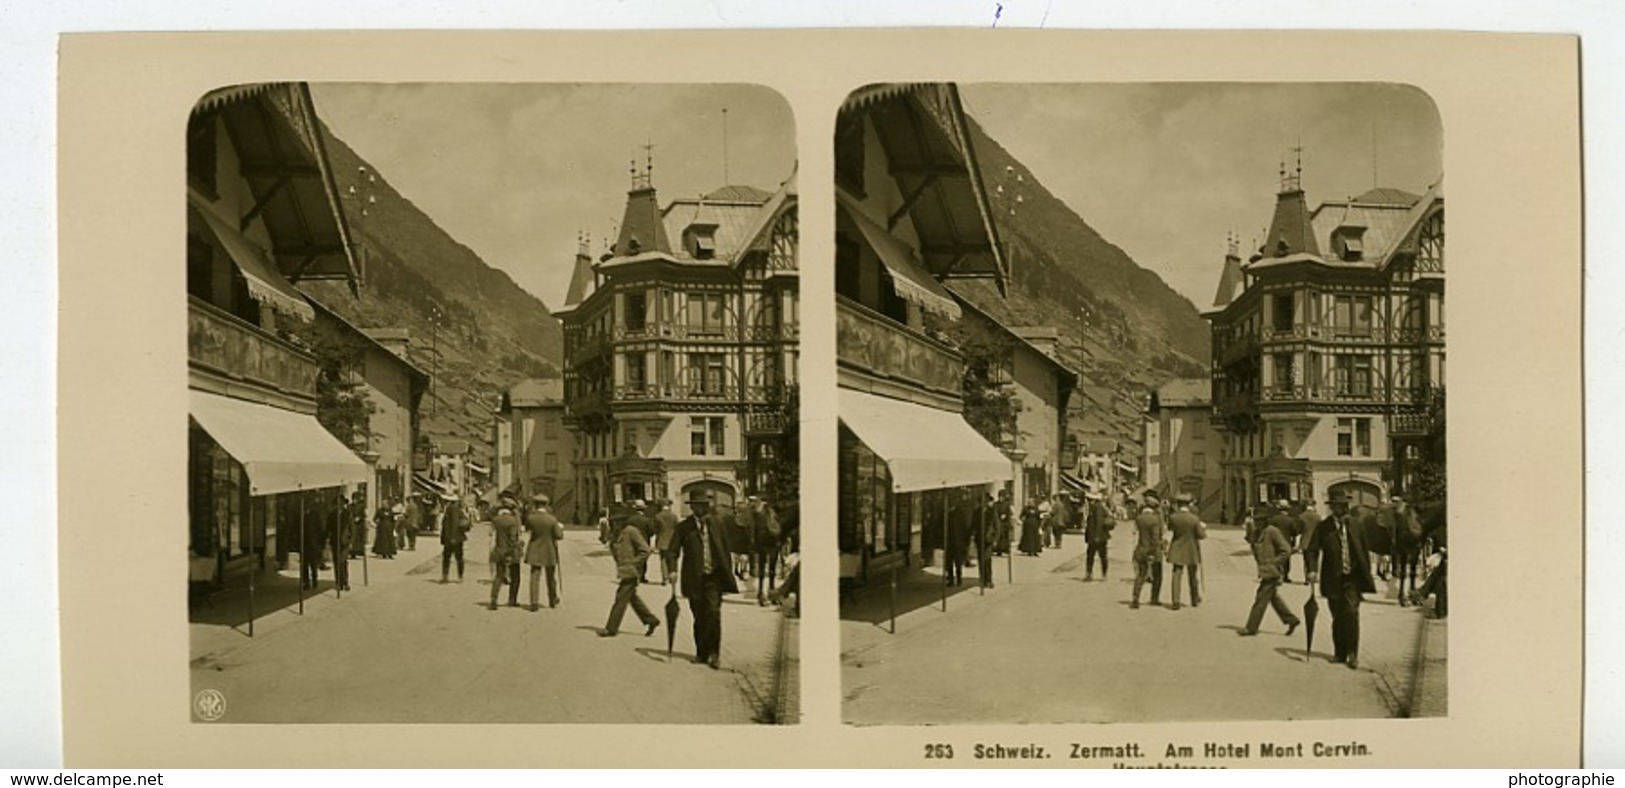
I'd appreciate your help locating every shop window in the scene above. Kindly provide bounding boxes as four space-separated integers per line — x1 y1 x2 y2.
1192 452 1207 473
544 453 558 473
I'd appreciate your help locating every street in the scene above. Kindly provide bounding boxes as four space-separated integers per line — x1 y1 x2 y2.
191 526 795 724
841 523 1445 725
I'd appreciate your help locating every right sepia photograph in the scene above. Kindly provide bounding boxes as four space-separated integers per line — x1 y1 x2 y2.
836 83 1446 725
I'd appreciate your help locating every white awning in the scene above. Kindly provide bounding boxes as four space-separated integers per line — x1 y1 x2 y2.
839 389 1012 493
189 390 370 495
836 191 962 320
188 192 315 322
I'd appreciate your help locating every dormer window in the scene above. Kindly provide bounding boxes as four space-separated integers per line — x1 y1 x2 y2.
683 224 719 260
1331 225 1367 262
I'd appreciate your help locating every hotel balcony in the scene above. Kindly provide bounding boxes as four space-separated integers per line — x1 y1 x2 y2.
1389 411 1431 436
1257 385 1435 409
612 322 740 343
1215 390 1258 419
1217 336 1260 367
836 296 964 401
188 296 318 403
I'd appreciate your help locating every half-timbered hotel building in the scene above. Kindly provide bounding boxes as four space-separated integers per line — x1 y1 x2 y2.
556 164 799 517
1205 165 1444 515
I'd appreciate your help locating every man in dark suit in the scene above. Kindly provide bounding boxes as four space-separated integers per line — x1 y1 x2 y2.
1130 494 1166 609
672 491 739 669
944 491 972 587
1304 490 1378 669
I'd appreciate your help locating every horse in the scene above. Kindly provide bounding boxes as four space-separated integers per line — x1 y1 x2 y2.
1363 499 1446 605
1354 501 1427 604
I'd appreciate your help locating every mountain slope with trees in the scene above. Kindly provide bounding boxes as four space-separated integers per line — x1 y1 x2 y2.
953 113 1213 462
298 126 564 463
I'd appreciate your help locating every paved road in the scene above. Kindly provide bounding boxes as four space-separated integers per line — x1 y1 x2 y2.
841 524 1444 725
191 527 791 724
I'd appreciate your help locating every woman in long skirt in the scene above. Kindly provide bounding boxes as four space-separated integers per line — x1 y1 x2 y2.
1018 503 1044 556
373 504 398 559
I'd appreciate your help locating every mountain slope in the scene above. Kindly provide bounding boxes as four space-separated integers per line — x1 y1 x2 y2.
299 126 563 463
954 113 1212 461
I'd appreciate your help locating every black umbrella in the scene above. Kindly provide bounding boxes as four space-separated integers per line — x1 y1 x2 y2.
1303 587 1320 658
664 583 682 662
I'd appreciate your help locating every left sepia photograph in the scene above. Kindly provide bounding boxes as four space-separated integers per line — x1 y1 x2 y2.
184 82 800 724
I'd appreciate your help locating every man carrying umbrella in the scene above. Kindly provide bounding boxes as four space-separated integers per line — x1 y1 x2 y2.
672 490 738 669
1303 490 1377 669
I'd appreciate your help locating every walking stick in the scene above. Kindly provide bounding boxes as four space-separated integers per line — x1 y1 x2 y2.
555 533 565 602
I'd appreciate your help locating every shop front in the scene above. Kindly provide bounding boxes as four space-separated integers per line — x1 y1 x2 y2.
837 388 1013 586
188 389 371 633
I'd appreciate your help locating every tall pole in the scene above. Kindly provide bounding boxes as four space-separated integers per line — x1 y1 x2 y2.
247 502 256 637
361 492 369 586
297 492 306 615
940 496 948 613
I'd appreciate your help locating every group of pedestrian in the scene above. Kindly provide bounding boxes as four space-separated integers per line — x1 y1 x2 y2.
596 491 797 670
370 494 428 559
481 490 565 612
1127 490 1207 610
1235 491 1376 670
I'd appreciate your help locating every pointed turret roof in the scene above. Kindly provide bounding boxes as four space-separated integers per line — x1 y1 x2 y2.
1264 186 1321 260
614 178 672 258
1211 238 1246 309
561 233 597 310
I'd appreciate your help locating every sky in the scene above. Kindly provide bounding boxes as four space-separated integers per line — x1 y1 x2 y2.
959 83 1443 308
310 83 797 308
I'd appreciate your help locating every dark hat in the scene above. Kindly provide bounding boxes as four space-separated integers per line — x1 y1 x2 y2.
1175 492 1194 504
685 489 715 506
1328 490 1350 504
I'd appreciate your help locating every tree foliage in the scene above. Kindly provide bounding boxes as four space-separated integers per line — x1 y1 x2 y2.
1411 387 1447 503
927 310 1020 449
288 317 376 451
